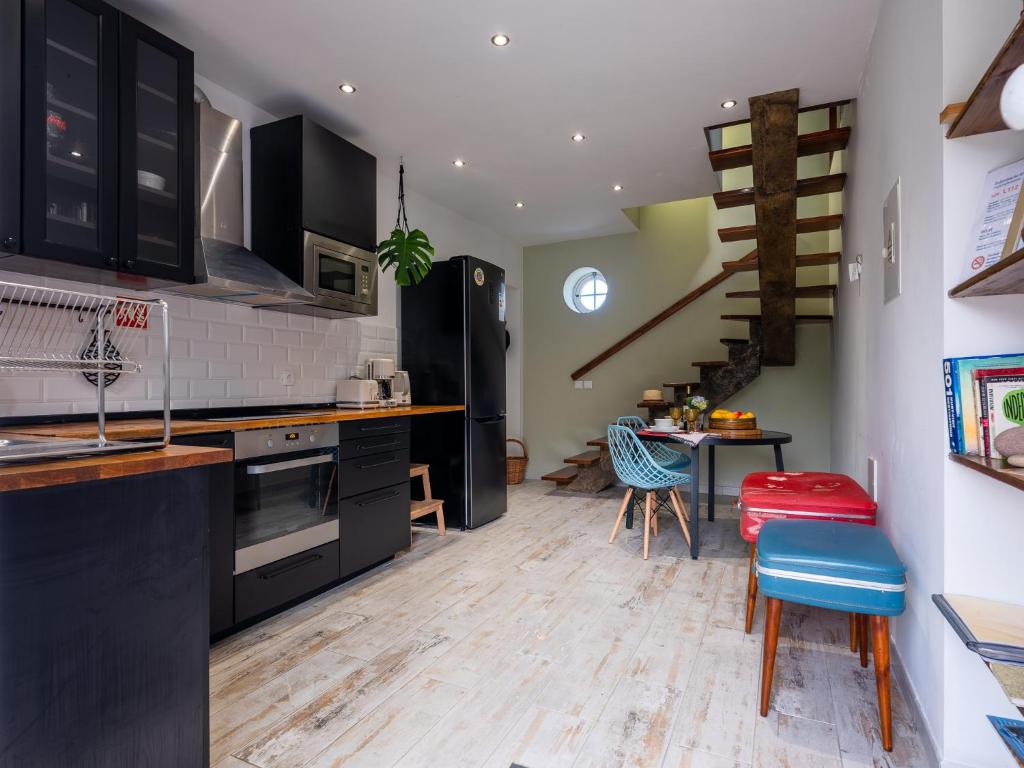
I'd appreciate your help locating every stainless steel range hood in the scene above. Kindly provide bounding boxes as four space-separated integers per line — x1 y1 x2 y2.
162 89 313 307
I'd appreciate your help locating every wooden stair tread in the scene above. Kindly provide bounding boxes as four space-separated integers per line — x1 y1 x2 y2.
409 463 429 478
703 99 852 135
722 314 832 322
720 338 750 345
692 360 730 367
722 252 840 272
718 214 843 243
726 284 837 299
708 127 851 171
542 466 578 484
564 450 603 467
713 173 847 209
410 498 444 520
663 381 700 389
586 436 609 449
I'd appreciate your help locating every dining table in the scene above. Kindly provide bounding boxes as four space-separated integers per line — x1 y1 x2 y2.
637 429 793 559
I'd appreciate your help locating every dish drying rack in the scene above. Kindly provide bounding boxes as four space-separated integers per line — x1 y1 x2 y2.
0 280 170 462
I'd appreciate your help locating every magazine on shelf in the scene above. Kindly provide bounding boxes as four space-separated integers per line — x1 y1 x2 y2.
959 157 1024 283
988 716 1024 764
987 378 1024 459
944 353 1024 454
933 594 1024 666
973 367 1024 457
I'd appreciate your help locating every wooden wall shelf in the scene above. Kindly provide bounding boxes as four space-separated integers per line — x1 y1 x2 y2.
943 15 1024 138
949 247 1024 297
949 452 1024 492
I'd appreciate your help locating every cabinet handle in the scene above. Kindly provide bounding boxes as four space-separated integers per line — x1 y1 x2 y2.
356 456 399 469
257 553 324 580
358 440 401 451
356 490 401 507
359 423 399 432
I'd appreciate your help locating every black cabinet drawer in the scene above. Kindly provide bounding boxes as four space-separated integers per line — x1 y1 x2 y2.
337 417 410 441
234 542 339 624
340 481 411 578
338 431 409 460
339 448 409 498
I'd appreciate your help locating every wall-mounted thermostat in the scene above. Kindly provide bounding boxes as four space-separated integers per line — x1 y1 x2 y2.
883 178 901 303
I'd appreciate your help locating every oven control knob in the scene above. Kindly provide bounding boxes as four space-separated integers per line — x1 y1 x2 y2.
266 439 273 448
309 435 315 442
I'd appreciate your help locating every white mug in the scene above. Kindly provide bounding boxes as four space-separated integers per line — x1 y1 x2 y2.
653 418 673 428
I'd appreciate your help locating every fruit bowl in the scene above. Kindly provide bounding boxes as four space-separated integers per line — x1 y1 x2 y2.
708 409 760 437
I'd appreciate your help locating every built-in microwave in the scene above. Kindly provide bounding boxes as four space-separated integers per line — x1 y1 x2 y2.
302 231 378 317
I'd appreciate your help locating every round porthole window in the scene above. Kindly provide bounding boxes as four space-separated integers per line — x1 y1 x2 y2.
563 267 608 314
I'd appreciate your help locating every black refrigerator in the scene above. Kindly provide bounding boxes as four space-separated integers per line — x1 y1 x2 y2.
401 256 507 529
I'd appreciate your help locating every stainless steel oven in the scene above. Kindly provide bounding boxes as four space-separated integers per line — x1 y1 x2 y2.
233 423 339 574
302 231 378 317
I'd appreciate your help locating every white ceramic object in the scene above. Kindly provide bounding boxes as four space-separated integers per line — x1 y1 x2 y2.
1001 64 1024 130
653 418 674 428
649 425 680 434
642 388 662 401
137 170 166 191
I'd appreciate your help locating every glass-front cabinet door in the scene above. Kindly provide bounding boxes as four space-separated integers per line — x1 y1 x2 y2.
21 0 119 268
118 16 193 281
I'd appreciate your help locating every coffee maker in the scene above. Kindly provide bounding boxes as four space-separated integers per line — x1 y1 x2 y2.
367 358 396 404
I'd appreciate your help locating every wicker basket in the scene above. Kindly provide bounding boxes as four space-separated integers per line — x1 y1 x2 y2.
506 438 528 485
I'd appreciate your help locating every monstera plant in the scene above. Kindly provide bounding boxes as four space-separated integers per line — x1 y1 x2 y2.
377 161 434 286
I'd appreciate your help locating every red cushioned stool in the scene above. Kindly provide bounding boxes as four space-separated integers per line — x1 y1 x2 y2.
739 472 878 648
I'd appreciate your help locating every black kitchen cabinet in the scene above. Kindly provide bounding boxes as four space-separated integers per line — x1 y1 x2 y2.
340 482 410 579
0 0 194 284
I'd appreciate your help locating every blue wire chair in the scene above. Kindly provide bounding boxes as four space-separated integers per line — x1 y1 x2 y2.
607 425 691 559
616 415 692 472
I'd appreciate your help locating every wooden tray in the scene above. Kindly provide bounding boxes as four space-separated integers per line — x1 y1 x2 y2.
708 416 761 439
709 428 764 439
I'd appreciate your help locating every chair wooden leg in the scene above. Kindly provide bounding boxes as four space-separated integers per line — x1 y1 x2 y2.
870 615 893 752
759 597 783 716
652 495 659 537
667 488 691 547
858 615 869 668
608 488 634 544
671 487 691 521
744 542 758 634
643 492 652 560
850 613 858 653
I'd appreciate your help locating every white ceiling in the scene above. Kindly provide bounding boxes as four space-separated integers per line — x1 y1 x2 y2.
117 0 881 247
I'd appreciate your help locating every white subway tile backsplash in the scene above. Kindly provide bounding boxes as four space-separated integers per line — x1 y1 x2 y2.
0 262 392 415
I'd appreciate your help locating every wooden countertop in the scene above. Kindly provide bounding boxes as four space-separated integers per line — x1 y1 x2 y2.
4 404 466 441
0 445 233 493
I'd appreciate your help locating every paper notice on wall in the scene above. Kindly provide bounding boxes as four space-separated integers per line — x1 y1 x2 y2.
960 158 1024 282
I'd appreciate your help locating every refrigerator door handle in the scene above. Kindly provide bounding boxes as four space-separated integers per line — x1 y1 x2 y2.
472 415 505 424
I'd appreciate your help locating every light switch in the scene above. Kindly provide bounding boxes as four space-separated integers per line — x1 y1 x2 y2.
883 178 901 303
574 380 584 390
583 380 593 390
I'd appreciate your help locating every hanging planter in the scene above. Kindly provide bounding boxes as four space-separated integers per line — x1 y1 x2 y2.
377 160 434 286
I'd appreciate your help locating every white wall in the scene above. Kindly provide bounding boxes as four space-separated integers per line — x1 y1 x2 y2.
836 2 1024 765
941 2 1024 766
832 0 947 760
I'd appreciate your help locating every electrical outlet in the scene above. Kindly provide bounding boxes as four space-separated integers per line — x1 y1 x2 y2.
867 456 878 502
279 369 295 387
574 380 584 390
583 380 593 390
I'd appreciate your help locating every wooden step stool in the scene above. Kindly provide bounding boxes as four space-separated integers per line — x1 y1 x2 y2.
410 463 445 536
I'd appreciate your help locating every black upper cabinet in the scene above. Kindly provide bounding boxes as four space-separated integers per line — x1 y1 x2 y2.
117 15 194 282
1 0 194 284
252 115 377 265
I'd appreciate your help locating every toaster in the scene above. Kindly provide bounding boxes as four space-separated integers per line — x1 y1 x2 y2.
336 379 392 408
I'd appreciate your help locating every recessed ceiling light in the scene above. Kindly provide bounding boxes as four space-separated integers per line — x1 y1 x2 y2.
514 201 525 208
339 83 357 94
452 158 466 168
612 184 623 192
490 33 510 47
571 132 586 143
721 99 737 109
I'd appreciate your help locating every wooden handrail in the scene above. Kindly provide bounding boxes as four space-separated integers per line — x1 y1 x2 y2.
569 250 757 380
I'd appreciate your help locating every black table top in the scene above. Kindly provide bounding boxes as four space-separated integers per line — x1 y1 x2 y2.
643 429 793 447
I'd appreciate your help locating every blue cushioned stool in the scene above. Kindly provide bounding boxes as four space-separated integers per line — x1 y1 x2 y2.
755 520 906 752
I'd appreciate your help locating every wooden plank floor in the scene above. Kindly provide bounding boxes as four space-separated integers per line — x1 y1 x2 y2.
211 481 936 768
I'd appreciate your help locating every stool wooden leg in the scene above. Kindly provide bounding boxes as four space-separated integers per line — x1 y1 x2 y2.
850 613 858 653
435 504 446 536
608 488 634 544
759 597 783 716
745 543 758 634
870 615 893 752
858 615 869 668
643 493 651 561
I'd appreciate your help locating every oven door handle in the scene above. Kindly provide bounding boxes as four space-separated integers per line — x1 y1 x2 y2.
246 453 335 475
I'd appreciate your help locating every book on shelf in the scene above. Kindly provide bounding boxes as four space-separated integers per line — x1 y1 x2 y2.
960 157 1024 283
933 594 1024 665
944 353 1024 454
991 664 1024 708
988 716 1024 764
973 368 1024 457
